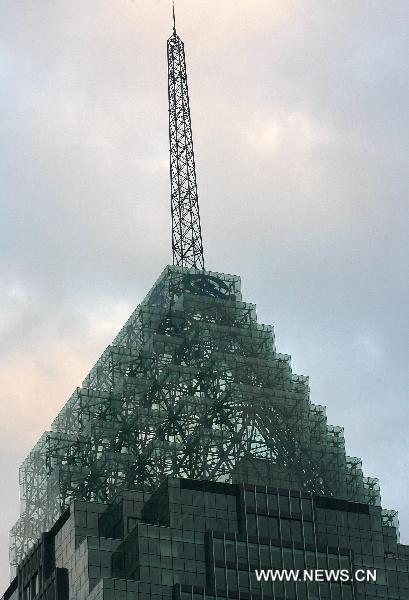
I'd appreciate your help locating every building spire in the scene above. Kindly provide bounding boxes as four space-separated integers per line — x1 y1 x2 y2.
167 6 205 270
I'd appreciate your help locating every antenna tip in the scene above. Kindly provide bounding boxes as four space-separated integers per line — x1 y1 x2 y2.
172 2 176 33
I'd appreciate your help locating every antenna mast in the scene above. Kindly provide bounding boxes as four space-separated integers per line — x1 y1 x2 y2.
167 5 205 269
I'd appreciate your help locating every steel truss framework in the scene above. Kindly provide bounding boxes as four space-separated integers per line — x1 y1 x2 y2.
9 266 398 576
168 24 204 269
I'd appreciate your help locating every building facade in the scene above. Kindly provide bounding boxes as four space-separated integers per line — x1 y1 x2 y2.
3 477 409 600
3 267 408 600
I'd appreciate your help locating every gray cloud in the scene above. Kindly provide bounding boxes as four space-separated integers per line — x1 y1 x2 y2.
1 0 408 588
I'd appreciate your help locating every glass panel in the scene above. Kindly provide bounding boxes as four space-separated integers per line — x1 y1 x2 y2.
307 580 318 596
273 580 285 597
250 570 262 595
303 521 314 544
268 517 279 539
296 581 308 599
290 496 301 516
281 518 291 542
246 513 257 535
225 540 236 563
328 553 339 570
213 538 224 561
301 498 312 519
262 578 273 597
317 552 327 569
293 548 305 569
215 567 226 591
238 569 250 590
319 582 331 598
279 494 290 513
227 568 237 591
331 584 342 600
283 547 293 569
267 493 278 512
256 491 268 513
245 490 255 510
248 543 258 566
284 580 297 599
260 545 270 566
271 545 282 568
237 541 247 565
305 550 316 568
257 515 267 535
291 519 302 542
341 585 353 599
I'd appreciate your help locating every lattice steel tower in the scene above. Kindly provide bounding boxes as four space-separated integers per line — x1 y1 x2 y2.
168 5 205 269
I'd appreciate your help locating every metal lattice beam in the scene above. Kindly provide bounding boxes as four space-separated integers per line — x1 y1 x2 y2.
167 8 205 269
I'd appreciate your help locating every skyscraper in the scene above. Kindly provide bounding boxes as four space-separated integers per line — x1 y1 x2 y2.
2 11 408 600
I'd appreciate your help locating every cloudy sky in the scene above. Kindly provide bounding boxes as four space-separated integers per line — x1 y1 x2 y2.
1 0 408 589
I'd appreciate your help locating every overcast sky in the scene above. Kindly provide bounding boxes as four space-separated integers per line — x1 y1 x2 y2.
1 0 408 590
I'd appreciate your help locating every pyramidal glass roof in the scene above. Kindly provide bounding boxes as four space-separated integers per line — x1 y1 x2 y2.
10 265 396 576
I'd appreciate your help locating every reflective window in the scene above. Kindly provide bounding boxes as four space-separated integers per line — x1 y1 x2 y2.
283 547 293 569
284 580 297 599
267 493 278 512
237 541 247 565
281 518 291 542
291 519 302 542
213 538 224 561
271 545 282 568
256 491 268 513
248 543 258 566
317 552 327 569
261 578 274 596
215 567 226 591
227 568 237 591
303 520 314 543
294 548 305 569
260 545 270 566
238 569 249 590
225 540 235 563
250 570 262 595
246 513 257 535
290 496 301 516
279 494 290 513
244 490 255 510
328 553 339 570
302 498 312 519
305 550 316 568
